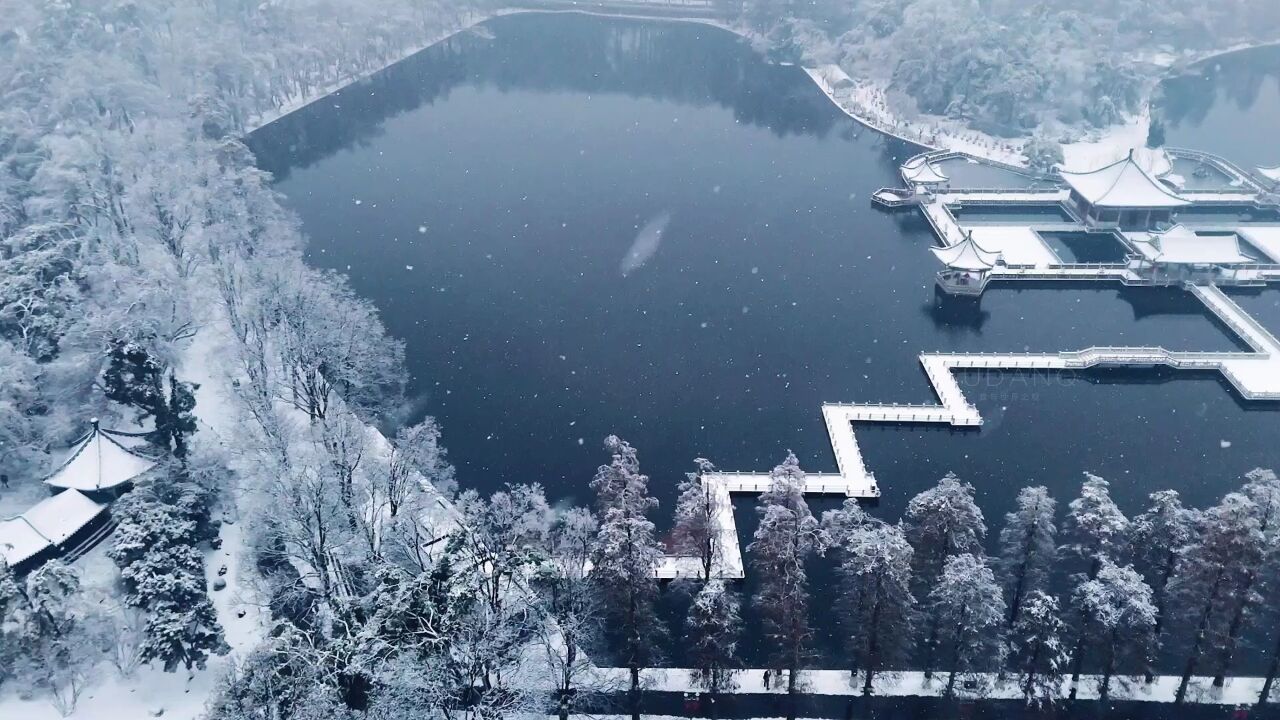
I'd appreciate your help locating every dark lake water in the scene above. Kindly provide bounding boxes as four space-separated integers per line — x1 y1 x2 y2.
249 12 1280 669
1155 43 1280 170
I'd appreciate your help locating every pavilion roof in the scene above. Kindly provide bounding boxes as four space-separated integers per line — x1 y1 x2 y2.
44 421 157 492
0 489 106 566
1129 224 1253 265
1259 166 1280 183
902 161 948 185
930 233 1001 270
1059 150 1189 208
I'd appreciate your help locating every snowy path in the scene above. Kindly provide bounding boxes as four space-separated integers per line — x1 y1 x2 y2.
596 667 1271 705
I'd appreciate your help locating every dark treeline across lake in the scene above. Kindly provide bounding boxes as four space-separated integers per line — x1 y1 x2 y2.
249 13 1280 669
1155 43 1280 170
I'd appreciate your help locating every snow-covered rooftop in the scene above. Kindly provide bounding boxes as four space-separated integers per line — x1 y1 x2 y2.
44 421 157 492
1259 165 1280 183
902 161 948 185
0 489 106 566
1129 225 1253 265
930 233 1002 270
1060 150 1190 208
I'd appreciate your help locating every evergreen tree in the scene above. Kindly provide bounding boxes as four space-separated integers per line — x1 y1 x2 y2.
830 515 915 695
1008 590 1068 707
102 338 198 458
109 474 228 672
588 435 664 720
927 554 1006 698
1070 559 1157 703
671 457 723 580
686 579 741 713
903 472 987 590
1128 490 1197 653
1212 469 1279 687
748 451 826 719
902 473 986 677
1062 473 1128 694
1062 473 1128 580
998 486 1057 626
1168 491 1263 704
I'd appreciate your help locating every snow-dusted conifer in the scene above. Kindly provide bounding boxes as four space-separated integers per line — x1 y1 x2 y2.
1167 491 1263 704
1008 590 1068 707
1128 490 1196 648
686 579 741 708
831 515 915 694
1061 473 1128 580
997 486 1057 626
902 472 986 590
1070 558 1156 702
589 435 664 720
927 553 1006 697
1213 468 1280 687
748 451 827 715
671 457 723 580
903 473 985 678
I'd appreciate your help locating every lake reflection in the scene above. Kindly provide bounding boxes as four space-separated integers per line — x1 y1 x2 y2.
248 12 1280 559
1154 44 1280 169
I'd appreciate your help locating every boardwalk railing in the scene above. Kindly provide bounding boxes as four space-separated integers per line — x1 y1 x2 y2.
1167 146 1265 191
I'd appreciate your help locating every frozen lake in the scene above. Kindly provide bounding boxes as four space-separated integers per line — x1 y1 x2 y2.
247 13 1280 532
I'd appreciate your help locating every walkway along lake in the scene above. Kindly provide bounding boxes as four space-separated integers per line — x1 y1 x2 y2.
248 12 1280 668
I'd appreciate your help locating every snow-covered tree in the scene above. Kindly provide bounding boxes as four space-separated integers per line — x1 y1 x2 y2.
1192 468 1279 690
1008 590 1068 707
102 337 199 458
998 486 1057 626
1128 490 1197 651
535 507 607 720
589 435 665 720
1069 559 1156 702
902 472 987 590
670 457 724 580
686 579 742 707
1062 473 1128 580
830 515 915 694
748 451 827 713
903 473 986 678
926 554 1006 697
384 417 453 517
1167 491 1264 704
109 472 228 672
455 483 553 627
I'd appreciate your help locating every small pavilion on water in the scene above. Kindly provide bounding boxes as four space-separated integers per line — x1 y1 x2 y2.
930 231 1003 295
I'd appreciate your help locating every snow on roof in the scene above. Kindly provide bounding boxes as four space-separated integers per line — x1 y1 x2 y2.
902 161 948 185
0 490 106 566
930 233 1002 270
1259 166 1280 183
24 489 106 544
44 422 157 491
1129 225 1253 265
0 516 51 566
1059 150 1190 208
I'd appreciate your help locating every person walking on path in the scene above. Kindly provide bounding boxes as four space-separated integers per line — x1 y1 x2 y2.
763 669 771 690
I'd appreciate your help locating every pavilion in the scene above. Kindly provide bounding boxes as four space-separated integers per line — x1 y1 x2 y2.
1060 150 1189 229
43 418 157 502
1127 224 1255 278
901 159 949 186
0 489 108 574
930 231 1002 295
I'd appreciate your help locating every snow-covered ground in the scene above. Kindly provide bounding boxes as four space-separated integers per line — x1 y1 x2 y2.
804 65 1028 167
0 517 265 720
